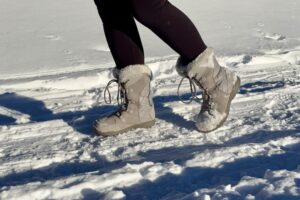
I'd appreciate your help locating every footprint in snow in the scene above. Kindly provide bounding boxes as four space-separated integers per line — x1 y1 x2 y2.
43 34 62 41
93 45 110 52
226 54 253 67
263 32 286 41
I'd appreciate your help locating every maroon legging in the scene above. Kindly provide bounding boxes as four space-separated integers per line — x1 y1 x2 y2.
94 0 207 69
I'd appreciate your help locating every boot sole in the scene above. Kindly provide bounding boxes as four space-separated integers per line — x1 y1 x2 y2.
200 76 241 133
94 120 156 137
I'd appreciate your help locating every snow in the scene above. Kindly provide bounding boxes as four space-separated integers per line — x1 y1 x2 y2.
1 0 300 199
1 0 300 76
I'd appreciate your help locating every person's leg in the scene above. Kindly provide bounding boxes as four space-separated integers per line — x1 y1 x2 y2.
130 0 207 65
93 0 156 136
94 0 144 69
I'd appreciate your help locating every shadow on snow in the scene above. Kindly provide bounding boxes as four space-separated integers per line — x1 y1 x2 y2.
0 126 299 200
0 91 196 135
0 114 16 125
0 80 299 199
0 80 287 132
239 80 285 94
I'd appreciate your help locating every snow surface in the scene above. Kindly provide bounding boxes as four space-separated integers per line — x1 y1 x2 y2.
1 0 300 200
1 0 300 76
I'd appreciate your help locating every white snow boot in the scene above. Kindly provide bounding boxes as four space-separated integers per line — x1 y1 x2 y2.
94 64 155 136
176 47 241 132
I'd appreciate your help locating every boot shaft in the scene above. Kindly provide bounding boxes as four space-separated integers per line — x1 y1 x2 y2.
114 64 155 122
176 47 236 94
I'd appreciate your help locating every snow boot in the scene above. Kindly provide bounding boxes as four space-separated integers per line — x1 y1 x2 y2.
176 47 241 132
94 64 155 136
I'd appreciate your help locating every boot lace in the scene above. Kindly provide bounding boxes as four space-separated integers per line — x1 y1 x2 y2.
102 78 153 118
177 76 214 114
177 76 201 104
103 79 129 118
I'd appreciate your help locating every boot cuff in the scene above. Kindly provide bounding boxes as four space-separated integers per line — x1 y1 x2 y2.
113 64 153 83
175 47 215 77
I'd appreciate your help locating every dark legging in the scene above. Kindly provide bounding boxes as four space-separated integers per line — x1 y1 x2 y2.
94 0 207 69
